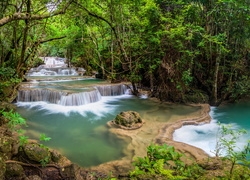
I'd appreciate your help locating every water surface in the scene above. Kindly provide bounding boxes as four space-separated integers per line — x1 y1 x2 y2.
16 95 200 167
174 101 250 156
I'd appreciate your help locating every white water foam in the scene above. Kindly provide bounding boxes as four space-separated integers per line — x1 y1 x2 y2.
173 107 248 156
16 95 133 118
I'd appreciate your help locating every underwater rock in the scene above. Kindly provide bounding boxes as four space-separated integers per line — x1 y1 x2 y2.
22 143 51 163
110 111 144 130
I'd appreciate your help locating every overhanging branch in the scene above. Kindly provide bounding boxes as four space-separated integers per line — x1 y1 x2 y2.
0 0 73 27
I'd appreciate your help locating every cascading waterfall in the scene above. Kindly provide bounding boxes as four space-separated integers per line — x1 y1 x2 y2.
17 84 129 106
59 90 102 106
18 89 66 104
28 68 78 76
27 57 79 76
96 84 129 96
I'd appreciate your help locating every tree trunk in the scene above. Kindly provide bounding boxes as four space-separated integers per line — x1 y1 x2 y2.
211 59 220 106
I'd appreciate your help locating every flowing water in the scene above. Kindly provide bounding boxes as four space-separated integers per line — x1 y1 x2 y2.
174 101 250 157
16 78 201 167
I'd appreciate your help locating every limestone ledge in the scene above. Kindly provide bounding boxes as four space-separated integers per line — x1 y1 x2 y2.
88 104 211 177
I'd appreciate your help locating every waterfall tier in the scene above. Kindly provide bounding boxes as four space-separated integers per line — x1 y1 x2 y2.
27 67 78 76
17 84 129 106
96 85 129 96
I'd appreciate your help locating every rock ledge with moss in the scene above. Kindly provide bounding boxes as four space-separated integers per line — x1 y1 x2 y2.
108 111 145 130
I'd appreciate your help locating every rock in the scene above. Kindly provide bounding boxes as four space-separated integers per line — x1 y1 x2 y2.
5 163 25 179
197 157 224 170
0 157 6 180
22 143 51 163
50 149 63 163
26 175 42 180
114 111 142 128
64 164 85 180
0 136 18 161
0 102 16 112
50 149 72 167
0 137 13 153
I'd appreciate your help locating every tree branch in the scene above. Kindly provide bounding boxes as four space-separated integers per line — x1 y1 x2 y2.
37 36 66 44
0 0 73 27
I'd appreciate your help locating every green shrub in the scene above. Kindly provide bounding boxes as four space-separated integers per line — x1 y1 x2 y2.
130 143 204 179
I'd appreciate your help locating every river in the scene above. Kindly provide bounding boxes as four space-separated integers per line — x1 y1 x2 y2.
174 101 250 157
16 78 200 167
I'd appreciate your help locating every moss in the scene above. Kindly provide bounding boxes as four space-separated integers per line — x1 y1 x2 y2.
0 137 14 153
0 157 6 180
50 149 63 163
22 143 51 163
5 163 25 178
114 111 142 127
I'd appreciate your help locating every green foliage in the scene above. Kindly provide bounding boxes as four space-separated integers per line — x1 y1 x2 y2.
214 123 250 179
0 109 51 150
0 67 22 101
19 135 29 146
39 134 51 150
40 133 52 142
0 109 27 131
130 143 204 179
39 156 50 167
146 143 184 167
0 67 16 81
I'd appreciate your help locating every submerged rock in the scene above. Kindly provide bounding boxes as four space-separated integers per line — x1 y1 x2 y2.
110 111 144 130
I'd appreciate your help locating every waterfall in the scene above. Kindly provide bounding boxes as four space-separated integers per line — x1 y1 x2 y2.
17 89 101 106
17 84 130 106
28 68 78 76
18 89 65 104
96 84 129 96
59 90 101 106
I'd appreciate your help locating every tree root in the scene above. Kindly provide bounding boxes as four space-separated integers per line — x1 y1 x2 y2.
5 160 67 179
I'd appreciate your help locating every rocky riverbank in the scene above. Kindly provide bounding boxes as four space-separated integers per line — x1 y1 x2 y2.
0 102 107 180
1 101 248 179
88 104 211 177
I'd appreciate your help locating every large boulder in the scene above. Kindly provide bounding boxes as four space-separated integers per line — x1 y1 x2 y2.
112 111 144 130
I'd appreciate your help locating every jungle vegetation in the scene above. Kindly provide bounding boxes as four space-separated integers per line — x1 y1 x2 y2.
0 0 249 105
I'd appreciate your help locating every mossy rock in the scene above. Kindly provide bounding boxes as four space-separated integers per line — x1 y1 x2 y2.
50 149 63 163
0 157 6 180
0 136 18 161
5 163 25 179
115 111 142 127
0 137 13 153
0 102 16 112
22 143 51 163
26 175 42 180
